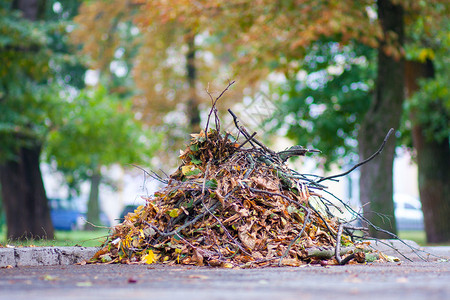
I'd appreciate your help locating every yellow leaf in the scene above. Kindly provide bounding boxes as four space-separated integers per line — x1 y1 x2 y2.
43 275 58 281
418 48 435 62
168 208 180 218
141 250 158 264
181 165 193 175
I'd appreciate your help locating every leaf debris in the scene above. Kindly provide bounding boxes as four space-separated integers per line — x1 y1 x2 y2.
90 84 382 268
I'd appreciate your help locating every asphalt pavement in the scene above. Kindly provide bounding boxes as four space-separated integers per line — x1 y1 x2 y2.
1 260 450 300
1 241 449 300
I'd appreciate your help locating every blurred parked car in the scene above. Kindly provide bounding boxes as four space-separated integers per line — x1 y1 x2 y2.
49 198 85 231
345 194 424 231
49 197 111 230
394 194 424 231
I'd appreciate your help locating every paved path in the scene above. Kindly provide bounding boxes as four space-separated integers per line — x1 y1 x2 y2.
1 241 449 299
1 261 449 300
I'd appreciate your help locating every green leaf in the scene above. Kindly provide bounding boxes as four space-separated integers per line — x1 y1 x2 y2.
185 168 202 176
188 154 202 165
181 198 194 209
101 255 112 263
205 179 218 190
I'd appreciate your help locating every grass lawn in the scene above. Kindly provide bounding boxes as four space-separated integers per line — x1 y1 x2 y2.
0 226 110 247
398 230 427 246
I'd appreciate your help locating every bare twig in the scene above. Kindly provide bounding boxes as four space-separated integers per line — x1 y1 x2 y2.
278 209 311 266
201 161 212 195
202 199 252 257
335 223 344 264
228 109 275 154
205 80 235 138
277 145 321 162
144 201 220 238
237 132 257 150
308 204 337 239
316 128 394 183
130 164 168 184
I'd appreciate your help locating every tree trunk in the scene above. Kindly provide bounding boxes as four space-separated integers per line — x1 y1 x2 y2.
413 131 450 243
0 145 54 240
405 60 450 243
12 0 42 21
358 0 404 238
85 171 101 231
0 0 54 240
186 32 201 133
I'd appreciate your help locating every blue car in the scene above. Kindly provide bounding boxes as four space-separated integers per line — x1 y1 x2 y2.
49 198 85 231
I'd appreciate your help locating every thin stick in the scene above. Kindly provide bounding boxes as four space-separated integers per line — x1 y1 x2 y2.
236 132 257 150
201 161 212 195
335 223 345 264
144 201 220 238
130 164 168 184
308 204 336 239
316 128 394 183
204 80 235 138
202 199 252 256
228 109 275 154
278 210 311 266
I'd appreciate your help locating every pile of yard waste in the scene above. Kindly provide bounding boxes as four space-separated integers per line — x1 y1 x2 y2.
91 92 383 267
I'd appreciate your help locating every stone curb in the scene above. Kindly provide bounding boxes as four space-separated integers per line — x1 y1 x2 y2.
1 240 448 268
0 247 99 268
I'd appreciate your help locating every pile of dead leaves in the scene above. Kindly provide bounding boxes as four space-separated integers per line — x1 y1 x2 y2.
91 125 379 268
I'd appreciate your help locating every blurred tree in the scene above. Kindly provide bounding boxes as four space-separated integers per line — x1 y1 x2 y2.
357 0 404 238
69 2 163 227
0 0 57 240
403 9 449 242
45 86 160 230
71 0 249 160
0 0 157 238
269 41 376 167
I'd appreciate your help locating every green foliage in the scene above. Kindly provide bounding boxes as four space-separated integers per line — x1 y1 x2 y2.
402 9 449 145
269 41 376 167
0 4 55 160
0 0 160 189
407 73 450 143
0 1 84 161
45 86 161 184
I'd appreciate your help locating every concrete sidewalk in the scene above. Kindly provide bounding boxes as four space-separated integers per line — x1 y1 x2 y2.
2 261 450 300
0 240 448 268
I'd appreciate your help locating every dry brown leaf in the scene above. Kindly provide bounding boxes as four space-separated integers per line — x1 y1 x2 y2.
252 176 279 192
238 228 256 250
